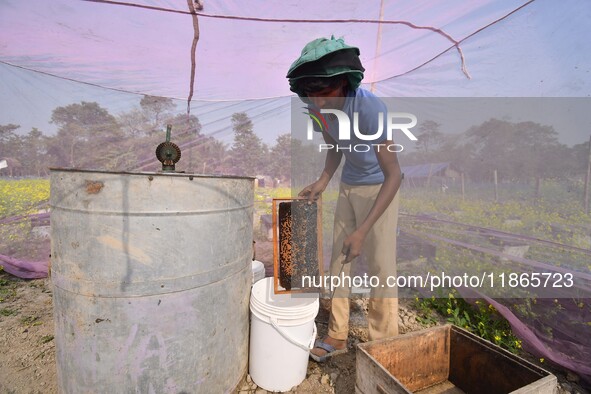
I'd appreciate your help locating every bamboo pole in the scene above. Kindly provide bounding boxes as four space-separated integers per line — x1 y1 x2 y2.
494 169 498 202
370 0 385 93
584 135 591 214
427 163 434 187
461 172 465 201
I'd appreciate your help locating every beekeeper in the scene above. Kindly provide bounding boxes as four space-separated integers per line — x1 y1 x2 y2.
287 36 402 362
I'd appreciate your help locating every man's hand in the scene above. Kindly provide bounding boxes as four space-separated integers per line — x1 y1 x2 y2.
342 229 367 263
299 130 342 204
298 179 328 204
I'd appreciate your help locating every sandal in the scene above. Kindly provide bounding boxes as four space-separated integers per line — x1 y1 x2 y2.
309 338 348 362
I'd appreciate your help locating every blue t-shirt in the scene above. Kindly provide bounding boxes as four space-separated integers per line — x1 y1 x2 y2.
315 88 388 185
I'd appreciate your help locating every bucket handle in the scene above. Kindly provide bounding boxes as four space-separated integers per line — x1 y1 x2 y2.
269 317 317 353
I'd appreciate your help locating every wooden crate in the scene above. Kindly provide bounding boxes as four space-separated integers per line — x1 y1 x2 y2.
356 325 557 394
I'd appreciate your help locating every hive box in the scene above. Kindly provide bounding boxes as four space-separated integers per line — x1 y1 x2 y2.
356 325 557 394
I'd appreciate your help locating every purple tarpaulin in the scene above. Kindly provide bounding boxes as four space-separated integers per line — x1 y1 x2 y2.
458 284 591 386
0 253 48 279
0 212 50 279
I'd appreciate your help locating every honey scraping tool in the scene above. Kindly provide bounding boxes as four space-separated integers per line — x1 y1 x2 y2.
329 248 350 301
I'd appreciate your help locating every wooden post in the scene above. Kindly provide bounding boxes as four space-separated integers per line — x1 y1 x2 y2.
427 163 434 188
461 172 465 201
584 135 591 215
370 0 385 93
494 169 498 202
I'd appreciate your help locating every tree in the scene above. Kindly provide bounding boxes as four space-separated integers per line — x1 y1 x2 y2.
463 119 565 184
230 112 267 176
21 128 48 176
48 101 123 169
0 124 20 160
415 120 443 155
571 139 591 177
166 113 203 171
0 124 19 144
178 136 231 174
427 133 468 173
0 124 24 176
167 113 202 141
269 133 292 181
118 109 146 138
290 138 326 189
140 95 176 134
209 139 229 167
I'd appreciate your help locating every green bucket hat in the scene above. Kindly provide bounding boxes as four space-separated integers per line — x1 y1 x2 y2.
287 36 365 97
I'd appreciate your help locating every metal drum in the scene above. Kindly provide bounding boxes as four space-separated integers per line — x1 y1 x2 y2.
50 169 253 393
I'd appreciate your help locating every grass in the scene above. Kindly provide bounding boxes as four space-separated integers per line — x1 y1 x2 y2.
20 315 41 326
0 270 18 302
0 307 18 316
414 290 522 353
0 179 50 260
0 178 49 218
40 335 54 344
400 181 591 355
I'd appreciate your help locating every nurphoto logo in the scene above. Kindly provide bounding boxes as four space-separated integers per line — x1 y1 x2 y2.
305 109 418 152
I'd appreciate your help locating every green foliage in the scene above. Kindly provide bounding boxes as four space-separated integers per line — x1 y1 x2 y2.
20 128 48 177
414 290 523 353
3 108 590 180
0 179 49 259
254 187 292 215
290 139 327 189
401 118 588 184
402 185 590 359
21 315 39 326
415 120 443 154
48 101 124 169
0 179 49 218
20 315 40 326
0 308 18 316
0 124 20 143
230 112 268 176
463 119 565 181
401 183 591 274
40 335 54 344
0 268 18 302
139 95 176 134
269 133 292 180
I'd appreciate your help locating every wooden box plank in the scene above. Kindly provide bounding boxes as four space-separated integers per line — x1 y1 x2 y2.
356 325 557 394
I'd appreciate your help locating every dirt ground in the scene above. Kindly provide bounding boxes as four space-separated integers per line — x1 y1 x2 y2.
233 297 438 394
0 275 56 394
0 272 428 394
0 239 588 393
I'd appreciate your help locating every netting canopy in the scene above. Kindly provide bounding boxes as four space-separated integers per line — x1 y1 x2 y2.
1 0 591 386
2 0 590 137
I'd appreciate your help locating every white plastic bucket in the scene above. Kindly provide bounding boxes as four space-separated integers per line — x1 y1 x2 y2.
251 260 265 285
249 277 319 392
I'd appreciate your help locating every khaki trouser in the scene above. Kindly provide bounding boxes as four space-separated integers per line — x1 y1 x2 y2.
328 183 399 341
